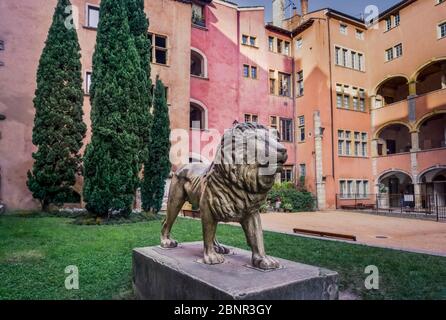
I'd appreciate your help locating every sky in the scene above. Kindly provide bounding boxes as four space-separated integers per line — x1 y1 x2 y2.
233 0 400 22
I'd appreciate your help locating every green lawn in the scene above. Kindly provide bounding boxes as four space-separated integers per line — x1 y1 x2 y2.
0 214 445 300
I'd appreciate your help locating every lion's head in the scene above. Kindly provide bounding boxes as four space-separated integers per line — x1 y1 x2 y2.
210 122 288 194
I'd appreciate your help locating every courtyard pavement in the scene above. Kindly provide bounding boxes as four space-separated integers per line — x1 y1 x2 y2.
259 211 446 256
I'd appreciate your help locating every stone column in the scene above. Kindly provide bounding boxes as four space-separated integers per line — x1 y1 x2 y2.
441 64 446 89
408 80 417 96
371 139 379 157
410 131 420 152
313 111 326 210
414 183 422 209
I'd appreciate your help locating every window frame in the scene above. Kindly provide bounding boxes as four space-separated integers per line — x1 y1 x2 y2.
86 4 100 29
298 116 305 142
340 23 348 35
149 32 168 65
192 3 206 28
438 21 446 39
278 72 292 97
296 70 304 97
280 118 294 142
85 71 92 94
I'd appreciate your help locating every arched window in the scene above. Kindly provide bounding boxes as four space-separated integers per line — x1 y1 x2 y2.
190 49 207 78
190 102 205 130
376 123 411 155
418 113 446 150
415 59 446 96
374 76 409 106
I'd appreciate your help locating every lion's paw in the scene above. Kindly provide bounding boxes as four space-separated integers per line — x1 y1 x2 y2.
252 255 280 270
160 238 178 248
203 252 225 265
214 243 230 255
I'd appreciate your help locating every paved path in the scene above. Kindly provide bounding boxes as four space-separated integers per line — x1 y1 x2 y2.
260 211 446 256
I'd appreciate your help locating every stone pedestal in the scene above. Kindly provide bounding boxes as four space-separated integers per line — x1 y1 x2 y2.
132 242 338 300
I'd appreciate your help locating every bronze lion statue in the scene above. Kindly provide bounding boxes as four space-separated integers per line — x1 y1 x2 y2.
161 122 288 270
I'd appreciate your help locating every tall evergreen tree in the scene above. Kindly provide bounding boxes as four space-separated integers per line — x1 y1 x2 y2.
27 0 86 211
142 77 171 212
83 0 145 216
125 0 152 164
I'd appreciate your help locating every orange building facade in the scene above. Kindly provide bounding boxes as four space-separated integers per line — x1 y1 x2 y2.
0 0 445 210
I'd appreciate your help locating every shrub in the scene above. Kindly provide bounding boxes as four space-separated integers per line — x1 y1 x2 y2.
267 182 315 212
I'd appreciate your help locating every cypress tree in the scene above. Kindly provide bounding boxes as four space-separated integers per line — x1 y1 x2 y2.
142 77 171 213
27 0 86 211
83 0 145 216
125 0 152 163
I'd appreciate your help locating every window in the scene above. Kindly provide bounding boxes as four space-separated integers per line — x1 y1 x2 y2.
271 116 293 142
190 103 205 129
250 36 256 47
296 38 303 50
385 17 392 31
338 130 368 157
335 47 340 65
298 116 305 142
87 5 99 28
281 166 293 183
284 41 290 55
244 114 258 123
242 35 257 47
149 33 168 65
385 48 393 61
395 43 403 58
351 52 357 69
358 53 364 71
340 180 369 198
243 65 250 78
296 70 304 96
438 22 446 39
394 13 400 26
335 46 364 71
385 12 400 31
242 35 248 45
336 84 350 109
269 70 276 94
192 3 206 27
386 44 403 61
251 66 257 79
299 164 306 177
277 39 283 54
278 72 291 97
85 72 92 94
268 36 274 51
191 50 206 77
151 84 169 103
270 116 278 130
342 49 348 66
356 29 364 40
340 23 348 35
280 118 293 142
243 65 257 79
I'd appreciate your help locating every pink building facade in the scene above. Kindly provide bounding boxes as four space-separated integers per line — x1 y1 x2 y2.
0 0 445 211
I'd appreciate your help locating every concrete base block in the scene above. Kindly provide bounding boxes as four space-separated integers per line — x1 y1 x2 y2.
132 242 338 300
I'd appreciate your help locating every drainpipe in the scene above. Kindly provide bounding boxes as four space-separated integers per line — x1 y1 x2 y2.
326 14 336 183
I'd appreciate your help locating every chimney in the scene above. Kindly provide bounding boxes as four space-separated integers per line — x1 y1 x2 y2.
272 0 285 27
301 0 308 16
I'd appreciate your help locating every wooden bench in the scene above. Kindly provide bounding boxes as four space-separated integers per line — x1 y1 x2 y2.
293 228 357 241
